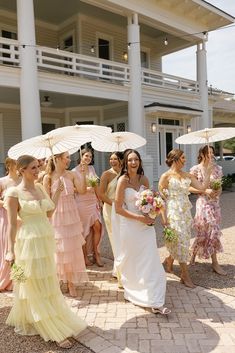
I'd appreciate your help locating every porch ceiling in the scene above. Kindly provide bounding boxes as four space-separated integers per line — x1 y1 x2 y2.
0 0 233 56
0 87 117 109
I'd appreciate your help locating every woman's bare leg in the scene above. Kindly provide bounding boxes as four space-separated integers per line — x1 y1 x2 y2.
92 220 103 267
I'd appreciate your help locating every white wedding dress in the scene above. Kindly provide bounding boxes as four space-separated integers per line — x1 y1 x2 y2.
112 186 166 308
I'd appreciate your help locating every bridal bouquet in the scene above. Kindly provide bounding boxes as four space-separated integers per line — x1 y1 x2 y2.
86 174 100 187
10 263 27 283
210 178 222 190
135 188 165 221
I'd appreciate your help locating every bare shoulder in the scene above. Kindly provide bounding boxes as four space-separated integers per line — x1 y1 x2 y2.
159 171 169 181
140 175 149 186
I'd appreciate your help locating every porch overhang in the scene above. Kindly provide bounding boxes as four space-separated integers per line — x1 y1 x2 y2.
144 102 203 119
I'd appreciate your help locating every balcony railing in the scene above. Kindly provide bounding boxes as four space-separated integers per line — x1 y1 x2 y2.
142 68 199 93
0 37 199 94
37 46 130 83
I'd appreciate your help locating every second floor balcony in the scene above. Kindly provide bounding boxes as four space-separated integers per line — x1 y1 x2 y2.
0 37 200 100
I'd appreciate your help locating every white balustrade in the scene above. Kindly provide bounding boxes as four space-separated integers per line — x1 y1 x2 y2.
0 37 200 94
142 68 199 93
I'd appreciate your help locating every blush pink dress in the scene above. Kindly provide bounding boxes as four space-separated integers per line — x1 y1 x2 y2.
50 175 88 285
190 164 223 259
73 165 103 256
0 175 20 291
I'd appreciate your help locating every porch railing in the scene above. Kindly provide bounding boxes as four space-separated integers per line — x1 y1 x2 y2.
36 46 130 83
0 37 199 94
142 68 199 93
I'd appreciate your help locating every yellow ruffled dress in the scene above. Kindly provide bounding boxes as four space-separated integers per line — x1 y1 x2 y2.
5 184 87 343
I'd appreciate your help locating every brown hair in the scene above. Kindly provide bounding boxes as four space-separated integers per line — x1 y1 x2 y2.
16 155 37 175
165 149 184 167
109 151 123 163
77 148 93 165
197 145 215 163
4 157 16 175
120 149 144 178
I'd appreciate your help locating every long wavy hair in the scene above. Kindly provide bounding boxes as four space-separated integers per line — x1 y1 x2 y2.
198 145 215 163
120 149 144 179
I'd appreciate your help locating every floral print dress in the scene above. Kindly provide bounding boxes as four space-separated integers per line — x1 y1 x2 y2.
190 164 223 259
166 177 192 263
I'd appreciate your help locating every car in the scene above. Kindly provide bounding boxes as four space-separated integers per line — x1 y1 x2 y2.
215 156 235 161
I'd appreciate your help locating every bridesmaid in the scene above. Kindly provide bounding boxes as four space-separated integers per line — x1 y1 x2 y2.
73 148 104 267
189 145 226 275
99 152 123 278
159 149 212 288
0 158 21 291
43 151 88 297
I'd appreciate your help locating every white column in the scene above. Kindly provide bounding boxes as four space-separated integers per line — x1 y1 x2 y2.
127 14 144 137
127 14 153 184
17 0 42 140
196 41 210 130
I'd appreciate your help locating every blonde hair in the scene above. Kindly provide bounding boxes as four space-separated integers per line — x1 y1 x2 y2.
5 157 16 175
16 155 37 175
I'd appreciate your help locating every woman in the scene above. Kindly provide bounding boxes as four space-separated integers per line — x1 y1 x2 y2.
43 151 88 297
113 150 170 314
158 149 212 288
5 155 87 349
73 149 104 267
99 152 123 277
0 158 21 291
189 145 226 275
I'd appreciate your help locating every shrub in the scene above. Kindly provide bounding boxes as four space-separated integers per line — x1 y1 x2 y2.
222 175 233 190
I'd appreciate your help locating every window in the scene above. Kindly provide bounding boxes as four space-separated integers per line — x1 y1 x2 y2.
141 51 149 68
1 30 17 65
166 132 173 156
159 118 180 126
42 123 56 134
117 122 125 132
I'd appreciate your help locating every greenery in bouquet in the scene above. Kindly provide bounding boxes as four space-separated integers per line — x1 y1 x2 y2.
86 174 100 187
10 263 27 283
210 178 222 190
163 227 178 243
135 188 165 220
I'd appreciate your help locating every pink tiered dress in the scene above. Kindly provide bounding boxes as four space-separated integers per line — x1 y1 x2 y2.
50 176 88 285
73 165 103 256
0 176 16 291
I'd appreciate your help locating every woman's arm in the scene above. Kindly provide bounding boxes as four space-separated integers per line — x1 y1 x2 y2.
5 196 19 262
72 169 87 194
158 173 169 226
99 171 113 206
114 176 153 225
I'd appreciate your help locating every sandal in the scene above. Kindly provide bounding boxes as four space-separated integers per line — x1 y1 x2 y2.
56 338 73 349
151 306 171 315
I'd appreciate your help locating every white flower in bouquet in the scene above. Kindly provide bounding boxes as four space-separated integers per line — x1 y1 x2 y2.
210 178 222 191
86 174 100 187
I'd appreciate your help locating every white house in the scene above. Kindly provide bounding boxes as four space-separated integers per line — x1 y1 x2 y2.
0 0 234 181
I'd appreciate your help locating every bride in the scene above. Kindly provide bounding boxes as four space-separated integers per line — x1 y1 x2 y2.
113 149 170 315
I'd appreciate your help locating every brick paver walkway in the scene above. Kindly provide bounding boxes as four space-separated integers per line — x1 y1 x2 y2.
62 259 235 353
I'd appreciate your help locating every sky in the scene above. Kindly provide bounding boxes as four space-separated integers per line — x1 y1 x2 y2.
162 0 235 94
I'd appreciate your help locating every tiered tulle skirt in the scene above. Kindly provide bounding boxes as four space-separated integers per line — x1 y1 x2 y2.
7 214 87 342
51 194 88 284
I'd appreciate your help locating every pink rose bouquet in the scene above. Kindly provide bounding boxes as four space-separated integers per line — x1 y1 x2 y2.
135 188 165 221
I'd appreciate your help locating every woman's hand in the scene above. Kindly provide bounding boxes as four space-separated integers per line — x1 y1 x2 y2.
138 215 155 225
5 250 15 264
